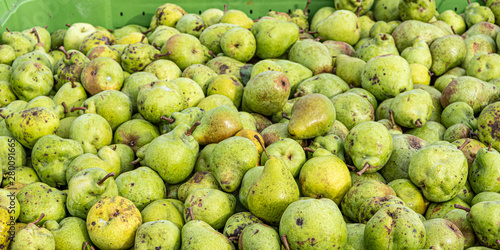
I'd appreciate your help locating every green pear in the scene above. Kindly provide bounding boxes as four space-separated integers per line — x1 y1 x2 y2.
176 14 206 37
308 134 345 161
463 35 496 69
369 21 400 38
120 72 158 112
196 94 235 111
134 220 181 250
69 113 112 154
335 54 366 88
469 146 500 193
331 92 374 130
423 218 465 249
294 73 350 99
141 199 184 229
440 76 499 114
144 123 199 184
182 64 218 94
238 223 280 249
66 168 118 219
444 123 471 142
154 3 186 27
5 107 59 149
399 0 436 22
465 200 500 248
260 138 306 177
401 37 433 69
365 204 427 249
471 192 500 205
406 121 446 144
390 89 433 128
161 107 205 134
344 121 393 175
467 52 500 81
344 223 366 250
210 136 258 192
161 33 208 70
205 56 245 80
355 33 399 62
289 39 333 75
121 42 160 73
441 102 477 129
65 145 121 182
1 29 36 57
223 212 263 241
206 75 244 108
247 141 300 225
0 45 16 65
0 206 11 248
250 60 282 79
170 77 206 108
462 21 500 40
192 105 242 145
358 195 406 223
220 9 253 29
388 179 428 215
251 18 300 59
79 30 115 55
199 23 239 55
220 27 256 63
10 61 53 101
43 217 92 250
10 214 55 250
181 219 235 249
391 20 446 52
317 10 361 45
63 23 96 51
310 7 335 32
178 171 221 202
184 188 236 229
280 198 347 249
288 93 335 139
409 143 468 202
430 35 466 76
53 48 90 89
86 196 142 250
361 55 413 101
443 209 476 248
425 196 470 219
87 45 122 63
17 182 67 225
2 166 39 190
137 80 185 124
201 8 224 26
116 166 166 211
113 119 159 152
465 2 495 28
359 15 376 39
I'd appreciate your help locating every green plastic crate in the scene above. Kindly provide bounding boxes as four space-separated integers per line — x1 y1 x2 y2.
0 0 486 33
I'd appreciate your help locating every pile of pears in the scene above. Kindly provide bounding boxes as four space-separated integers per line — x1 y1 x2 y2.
2 0 500 249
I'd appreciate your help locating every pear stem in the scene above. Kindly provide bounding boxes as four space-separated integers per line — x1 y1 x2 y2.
346 164 357 172
357 163 371 176
142 29 151 35
65 23 71 27
193 24 205 31
112 145 117 151
254 134 269 158
33 213 45 224
451 26 457 35
357 6 362 17
458 138 470 150
281 235 291 250
0 114 5 119
160 116 175 123
467 0 471 4
303 147 315 153
313 36 322 42
82 241 88 250
429 71 434 77
185 121 201 136
281 113 290 120
97 172 115 186
70 107 87 112
253 19 260 22
454 204 471 212
294 91 301 98
154 52 171 58
488 143 492 151
415 120 422 128
62 102 67 114
140 35 146 43
299 36 311 40
228 236 239 242
496 239 500 245
224 4 228 13
388 110 397 129
130 158 141 165
59 46 70 59
67 77 76 88
304 0 311 15
308 31 318 34
208 51 217 58
5 27 10 32
31 28 41 43
187 207 195 220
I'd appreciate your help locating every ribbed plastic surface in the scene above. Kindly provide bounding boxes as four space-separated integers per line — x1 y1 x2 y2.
0 0 486 32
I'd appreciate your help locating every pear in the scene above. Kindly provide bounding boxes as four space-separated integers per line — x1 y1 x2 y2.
388 179 428 215
288 93 335 139
17 182 67 225
358 195 406 223
120 72 158 112
469 146 500 193
154 3 186 27
369 21 400 38
63 23 96 50
355 33 399 62
65 146 121 182
201 8 224 26
0 29 36 57
31 135 84 187
141 199 184 229
423 218 465 249
391 20 446 52
178 171 221 202
199 23 239 55
361 55 413 102
121 42 160 73
441 102 477 129
260 138 306 177
210 136 258 192
66 168 118 219
79 30 115 55
359 15 376 39
317 10 361 45
137 80 185 124
86 196 142 250
379 134 427 182
299 154 351 204
53 48 90 89
134 220 181 250
0 206 11 248
409 143 468 202
10 61 53 101
220 9 253 29
181 219 235 249
462 35 497 68
401 37 433 69
444 123 471 142
247 136 300 225
161 107 205 134
176 14 206 37
170 77 206 108
81 57 124 95
310 7 336 32
467 52 500 81
182 64 218 94
161 33 208 70
115 167 166 211
462 21 500 40
440 76 499 114
10 214 55 250
399 0 436 22
196 94 235 111
223 212 263 242
113 119 159 152
5 107 59 149
43 217 92 250
0 45 16 65
442 209 476 248
294 73 349 99
280 198 347 249
390 89 433 128
87 45 122 63
250 60 282 79
220 27 256 63
184 188 236 229
307 134 345 161
406 121 446 144
335 54 366 88
144 123 199 184
425 196 470 219
289 39 333 75
344 121 393 175
430 35 466 76
205 56 245 80
364 204 427 249
148 26 181 49
238 223 281 249
251 18 299 59
344 223 366 250
52 79 88 118
192 105 242 145
331 92 374 130
69 113 112 154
